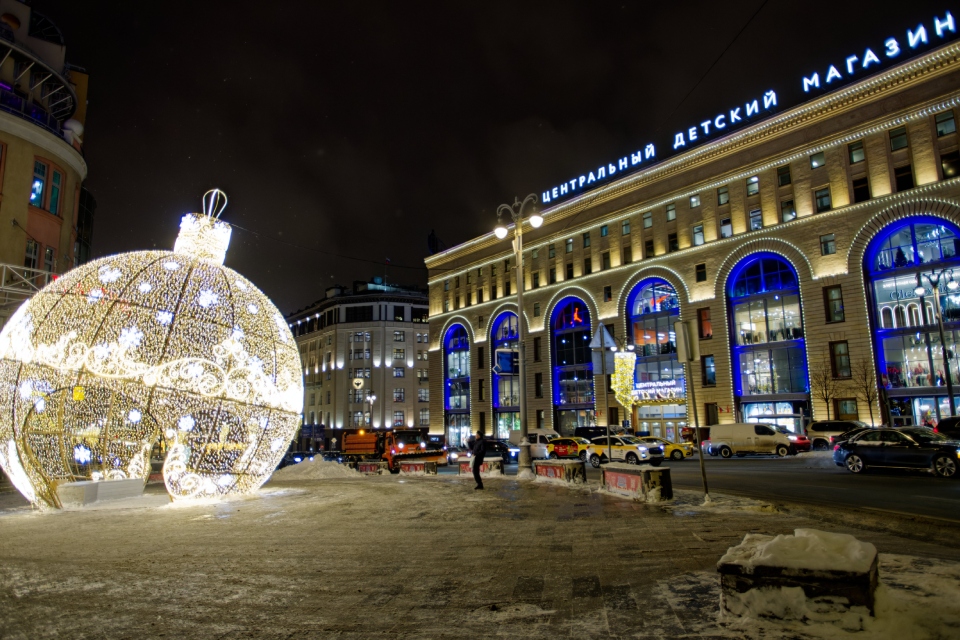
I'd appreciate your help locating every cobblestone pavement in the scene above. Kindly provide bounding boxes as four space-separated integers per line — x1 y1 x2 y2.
1 474 958 639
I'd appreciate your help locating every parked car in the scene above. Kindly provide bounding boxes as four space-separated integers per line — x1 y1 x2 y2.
832 427 960 477
806 420 870 450
934 416 960 440
445 446 467 466
463 439 518 465
547 437 591 460
508 429 559 459
586 436 663 467
637 436 694 461
705 423 794 457
575 426 623 441
773 426 811 452
829 426 876 448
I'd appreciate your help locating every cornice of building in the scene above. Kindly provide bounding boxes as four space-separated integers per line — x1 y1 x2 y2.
0 109 86 178
425 40 960 272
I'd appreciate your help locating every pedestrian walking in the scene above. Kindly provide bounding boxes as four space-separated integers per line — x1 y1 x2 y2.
471 429 486 490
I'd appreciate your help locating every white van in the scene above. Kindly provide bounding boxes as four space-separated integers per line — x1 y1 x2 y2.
705 423 794 458
508 429 560 459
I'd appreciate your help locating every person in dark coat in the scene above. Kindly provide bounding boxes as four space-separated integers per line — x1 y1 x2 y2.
471 430 486 490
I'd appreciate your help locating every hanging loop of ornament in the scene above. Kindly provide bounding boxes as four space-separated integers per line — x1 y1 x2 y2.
203 189 228 219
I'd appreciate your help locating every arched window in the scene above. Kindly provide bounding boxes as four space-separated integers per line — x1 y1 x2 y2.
728 254 808 431
865 217 960 426
443 324 471 446
625 279 685 440
551 298 594 434
490 312 519 439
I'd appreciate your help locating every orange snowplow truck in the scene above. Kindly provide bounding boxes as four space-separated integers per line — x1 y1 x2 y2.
341 429 445 472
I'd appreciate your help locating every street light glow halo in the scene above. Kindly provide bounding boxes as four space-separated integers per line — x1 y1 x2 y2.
529 214 543 228
915 285 926 296
494 225 508 239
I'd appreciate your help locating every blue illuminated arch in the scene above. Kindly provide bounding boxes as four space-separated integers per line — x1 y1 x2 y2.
490 311 518 413
727 252 799 299
864 216 960 274
443 324 470 442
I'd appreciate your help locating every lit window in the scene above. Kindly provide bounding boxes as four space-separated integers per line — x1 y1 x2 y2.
689 194 701 208
565 238 573 253
810 151 825 169
781 199 796 222
393 367 405 378
30 161 46 208
720 218 732 238
749 209 763 231
666 203 676 220
702 355 716 386
643 212 652 228
848 140 865 164
820 233 836 255
693 224 704 246
621 219 631 234
717 187 729 206
600 225 608 237
746 176 759 196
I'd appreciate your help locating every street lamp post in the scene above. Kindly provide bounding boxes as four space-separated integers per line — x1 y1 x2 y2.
366 393 377 428
914 269 958 417
495 194 542 478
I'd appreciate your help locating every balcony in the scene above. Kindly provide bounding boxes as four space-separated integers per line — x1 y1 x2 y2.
0 84 62 137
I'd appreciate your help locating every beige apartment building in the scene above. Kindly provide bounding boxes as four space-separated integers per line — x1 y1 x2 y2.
426 18 960 446
286 280 430 450
0 0 92 327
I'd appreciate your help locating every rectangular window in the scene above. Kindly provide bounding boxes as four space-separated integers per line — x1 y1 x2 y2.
749 209 763 231
942 149 960 179
504 280 511 295
622 245 633 264
600 224 608 237
532 271 540 288
534 372 543 398
549 244 556 258
565 238 573 253
30 160 46 208
454 276 460 288
693 224 705 246
668 233 678 253
549 267 557 284
777 165 791 186
643 212 652 228
565 263 574 279
49 171 61 216
534 302 541 317
720 218 732 238
530 248 538 260
644 239 654 257
394 331 405 341
491 264 497 277
717 186 729 206
444 280 450 291
582 231 591 248
815 187 832 213
418 388 430 402
830 341 851 379
695 263 706 282
820 233 836 255
781 199 796 222
419 409 429 427
852 176 871 203
894 165 914 192
702 355 716 386
393 348 405 360
601 251 610 270
824 285 845 323
889 126 908 151
936 110 957 136
603 285 612 302
24 239 38 269
583 257 592 274
848 140 865 164
622 219 631 235
393 367 405 378
393 410 405 427
689 194 701 208
533 336 541 361
478 379 485 401
476 288 484 303
666 203 676 220
43 247 55 273
810 151 825 169
746 175 759 196
393 388 405 402
698 308 713 339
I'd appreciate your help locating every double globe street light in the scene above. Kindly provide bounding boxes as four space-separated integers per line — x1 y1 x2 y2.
914 268 958 417
494 194 542 477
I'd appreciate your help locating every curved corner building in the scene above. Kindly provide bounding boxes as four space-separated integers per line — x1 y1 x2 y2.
0 0 90 327
427 13 960 440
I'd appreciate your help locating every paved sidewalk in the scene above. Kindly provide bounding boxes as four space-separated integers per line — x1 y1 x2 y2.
0 472 958 639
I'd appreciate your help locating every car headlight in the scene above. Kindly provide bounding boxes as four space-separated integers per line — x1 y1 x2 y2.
788 436 798 441
638 446 648 452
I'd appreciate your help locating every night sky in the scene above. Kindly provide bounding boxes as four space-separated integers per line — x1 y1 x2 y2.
38 0 953 313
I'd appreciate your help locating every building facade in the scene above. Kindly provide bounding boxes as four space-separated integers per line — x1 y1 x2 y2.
0 0 91 327
286 280 430 450
427 31 960 444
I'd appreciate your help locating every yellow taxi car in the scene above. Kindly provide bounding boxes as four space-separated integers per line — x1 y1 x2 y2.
585 436 664 467
637 436 694 461
546 437 592 461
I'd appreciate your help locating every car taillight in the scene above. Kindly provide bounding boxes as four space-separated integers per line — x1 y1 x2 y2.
833 444 840 452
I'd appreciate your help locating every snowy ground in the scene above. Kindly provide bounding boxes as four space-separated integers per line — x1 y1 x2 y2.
1 460 958 639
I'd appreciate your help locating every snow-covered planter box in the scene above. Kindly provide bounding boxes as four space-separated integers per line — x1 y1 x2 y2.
532 459 586 483
57 478 144 506
458 459 504 477
353 461 388 475
718 529 879 620
600 463 673 501
399 460 437 475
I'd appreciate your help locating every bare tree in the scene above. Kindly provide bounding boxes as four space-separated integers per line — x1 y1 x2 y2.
809 353 845 420
848 358 878 425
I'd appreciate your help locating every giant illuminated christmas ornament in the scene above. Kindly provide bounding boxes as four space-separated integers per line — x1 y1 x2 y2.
0 190 303 508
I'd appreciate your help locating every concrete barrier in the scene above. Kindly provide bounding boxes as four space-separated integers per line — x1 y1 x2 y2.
600 463 673 501
532 459 586 483
458 459 504 477
57 478 145 506
399 460 438 475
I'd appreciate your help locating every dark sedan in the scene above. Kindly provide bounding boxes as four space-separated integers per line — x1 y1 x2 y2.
833 427 960 478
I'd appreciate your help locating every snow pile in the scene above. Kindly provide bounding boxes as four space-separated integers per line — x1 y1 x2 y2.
269 459 359 480
719 529 877 574
722 586 871 630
